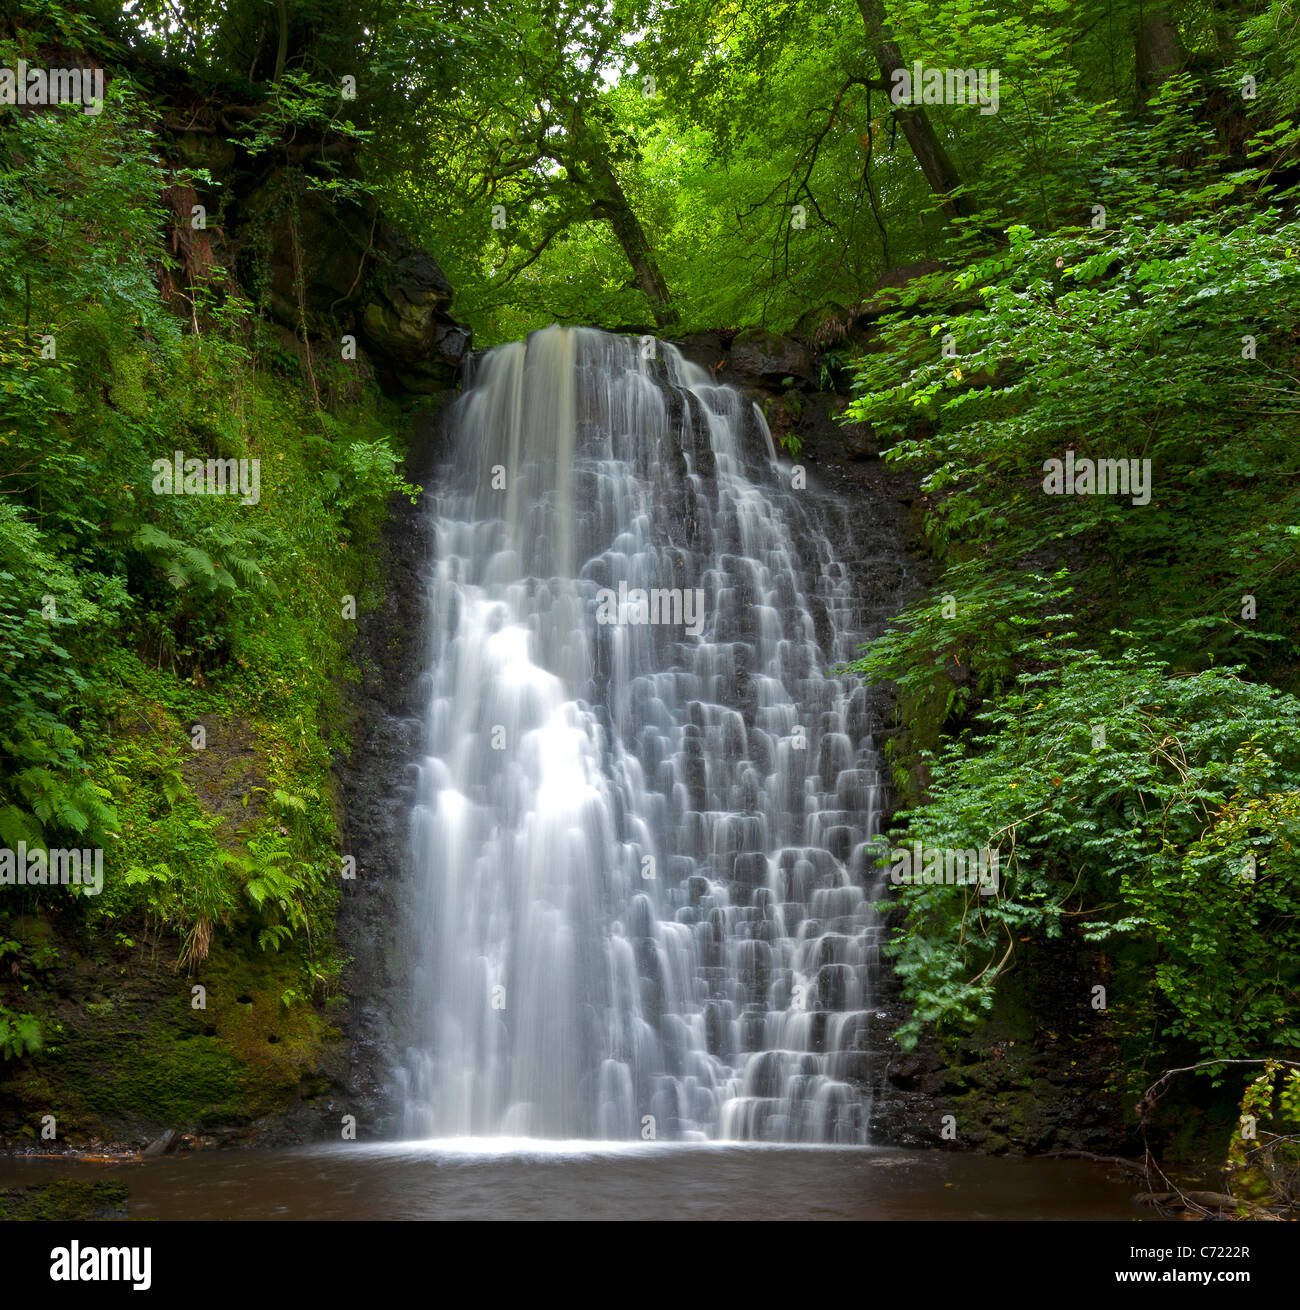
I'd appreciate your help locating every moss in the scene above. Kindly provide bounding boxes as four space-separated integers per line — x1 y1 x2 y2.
0 1178 129 1221
3 950 340 1138
2 857 344 1142
0 80 430 1152
108 348 152 419
890 668 959 804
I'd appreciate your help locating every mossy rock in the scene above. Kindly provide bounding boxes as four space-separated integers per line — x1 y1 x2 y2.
0 1178 128 1221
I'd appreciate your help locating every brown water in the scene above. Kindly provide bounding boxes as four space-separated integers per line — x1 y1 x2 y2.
0 1143 1151 1221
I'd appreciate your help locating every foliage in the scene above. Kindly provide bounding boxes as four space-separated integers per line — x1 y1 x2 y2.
0 1006 42 1062
6 0 1300 1151
0 7 404 1023
1227 1061 1300 1208
844 68 1300 1093
871 651 1300 1062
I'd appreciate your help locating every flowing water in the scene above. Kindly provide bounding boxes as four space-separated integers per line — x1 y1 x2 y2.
395 326 892 1144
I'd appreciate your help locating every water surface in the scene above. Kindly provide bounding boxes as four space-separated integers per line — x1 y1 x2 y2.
0 1144 1149 1221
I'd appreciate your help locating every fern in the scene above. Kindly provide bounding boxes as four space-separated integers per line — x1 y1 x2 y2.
258 924 293 952
0 804 42 848
159 765 186 806
181 545 220 585
122 862 171 886
10 766 116 845
221 840 309 946
271 788 309 814
0 1007 42 1062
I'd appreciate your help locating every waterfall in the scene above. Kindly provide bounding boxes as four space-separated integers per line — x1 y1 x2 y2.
396 326 889 1144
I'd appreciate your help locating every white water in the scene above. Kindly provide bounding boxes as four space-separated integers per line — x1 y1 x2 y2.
397 326 889 1143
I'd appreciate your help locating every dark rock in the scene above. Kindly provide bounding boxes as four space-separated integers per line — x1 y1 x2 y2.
732 852 767 888
330 397 451 1142
855 259 947 321
237 182 375 336
791 302 849 347
171 116 469 399
729 329 817 389
826 394 878 461
888 1055 925 1089
240 187 470 392
361 226 470 391
671 332 727 372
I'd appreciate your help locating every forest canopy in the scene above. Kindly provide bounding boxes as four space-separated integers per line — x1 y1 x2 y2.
79 0 1298 342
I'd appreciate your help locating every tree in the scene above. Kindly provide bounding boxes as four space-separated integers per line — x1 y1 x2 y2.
854 0 976 220
371 0 679 328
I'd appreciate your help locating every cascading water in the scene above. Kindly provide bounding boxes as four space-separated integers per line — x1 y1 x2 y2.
396 326 890 1144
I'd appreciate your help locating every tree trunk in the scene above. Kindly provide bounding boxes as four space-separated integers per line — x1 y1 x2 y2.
566 105 677 329
1135 3 1186 105
855 0 976 222
589 157 677 329
273 0 289 83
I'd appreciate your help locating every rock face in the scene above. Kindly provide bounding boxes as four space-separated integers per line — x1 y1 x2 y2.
670 331 727 373
361 227 471 392
237 189 470 391
333 400 453 1138
727 328 818 389
864 926 1129 1155
238 181 373 335
159 107 470 397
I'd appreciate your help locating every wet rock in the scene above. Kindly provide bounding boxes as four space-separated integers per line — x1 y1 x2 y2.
671 332 727 372
330 398 448 1143
732 852 767 888
728 329 817 390
887 1054 926 1090
360 226 470 391
142 1128 179 1158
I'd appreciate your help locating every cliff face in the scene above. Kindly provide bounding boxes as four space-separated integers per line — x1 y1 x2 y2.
148 95 475 1148
154 88 470 394
332 401 452 1141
